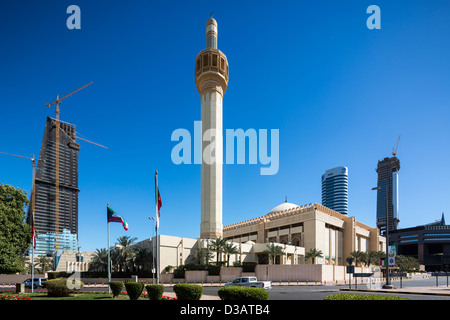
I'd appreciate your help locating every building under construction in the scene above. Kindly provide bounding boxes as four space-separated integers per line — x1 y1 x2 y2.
376 156 400 234
27 116 80 256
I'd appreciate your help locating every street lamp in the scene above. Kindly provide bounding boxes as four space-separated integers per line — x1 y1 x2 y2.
148 217 155 284
372 185 394 289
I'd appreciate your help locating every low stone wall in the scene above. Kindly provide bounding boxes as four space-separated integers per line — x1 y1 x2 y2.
0 274 46 285
255 265 372 282
0 265 378 286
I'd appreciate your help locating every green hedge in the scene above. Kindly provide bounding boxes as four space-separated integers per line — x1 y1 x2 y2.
324 294 410 300
109 281 124 298
218 286 269 300
43 278 84 297
173 283 203 300
242 261 257 272
125 282 144 300
145 284 165 300
206 265 221 276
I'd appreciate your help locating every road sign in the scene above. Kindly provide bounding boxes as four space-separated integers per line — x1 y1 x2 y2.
346 266 355 274
353 273 374 278
390 273 407 277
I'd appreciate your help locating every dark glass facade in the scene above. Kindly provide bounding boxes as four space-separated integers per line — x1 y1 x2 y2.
27 117 80 256
375 157 400 234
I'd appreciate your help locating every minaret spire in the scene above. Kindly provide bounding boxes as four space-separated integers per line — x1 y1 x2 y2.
195 18 229 239
206 16 218 49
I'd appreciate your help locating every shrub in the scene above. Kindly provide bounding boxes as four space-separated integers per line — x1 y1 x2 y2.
218 286 269 300
324 294 410 300
206 265 221 276
173 283 203 300
145 284 165 300
173 266 185 278
125 282 144 300
109 281 124 298
44 278 83 297
242 261 257 272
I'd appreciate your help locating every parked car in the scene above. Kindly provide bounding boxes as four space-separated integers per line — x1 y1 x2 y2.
224 277 272 290
23 278 47 289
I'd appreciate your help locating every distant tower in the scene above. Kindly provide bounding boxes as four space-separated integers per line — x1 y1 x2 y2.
27 117 80 256
321 167 349 215
376 157 400 234
195 17 229 239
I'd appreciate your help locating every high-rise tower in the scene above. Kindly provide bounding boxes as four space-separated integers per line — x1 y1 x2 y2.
376 156 400 234
27 117 80 255
195 17 229 239
321 167 349 215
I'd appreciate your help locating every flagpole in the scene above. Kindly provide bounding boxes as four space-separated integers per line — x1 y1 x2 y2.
155 170 159 285
107 203 111 294
31 156 36 294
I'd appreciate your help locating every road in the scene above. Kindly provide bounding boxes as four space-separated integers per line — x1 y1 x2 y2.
4 277 450 300
157 277 450 300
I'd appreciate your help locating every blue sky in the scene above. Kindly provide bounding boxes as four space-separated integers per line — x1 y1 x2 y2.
0 0 449 252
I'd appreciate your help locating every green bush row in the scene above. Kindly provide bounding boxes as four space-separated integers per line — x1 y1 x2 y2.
172 262 257 278
218 286 269 300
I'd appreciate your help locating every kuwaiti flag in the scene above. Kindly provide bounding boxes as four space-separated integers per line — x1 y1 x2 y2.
107 206 129 231
155 173 162 229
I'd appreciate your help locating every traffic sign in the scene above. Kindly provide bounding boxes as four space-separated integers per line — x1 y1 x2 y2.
353 273 374 278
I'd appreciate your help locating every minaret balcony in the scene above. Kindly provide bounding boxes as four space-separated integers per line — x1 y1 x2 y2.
195 48 229 90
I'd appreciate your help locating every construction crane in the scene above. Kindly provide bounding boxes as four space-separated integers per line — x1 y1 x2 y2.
0 151 45 293
45 82 105 249
392 134 401 157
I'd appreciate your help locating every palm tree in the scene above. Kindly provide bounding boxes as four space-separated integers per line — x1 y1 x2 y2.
133 247 152 272
89 248 109 272
265 243 285 265
36 255 52 273
305 248 323 264
193 248 214 265
223 243 239 267
113 236 138 272
350 250 365 267
209 237 227 265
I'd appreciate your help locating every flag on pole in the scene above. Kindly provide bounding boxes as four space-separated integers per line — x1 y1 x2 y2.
107 206 129 231
155 172 162 228
157 189 162 218
32 217 36 249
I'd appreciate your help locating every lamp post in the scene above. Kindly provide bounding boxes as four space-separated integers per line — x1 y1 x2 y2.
148 217 155 284
372 185 394 289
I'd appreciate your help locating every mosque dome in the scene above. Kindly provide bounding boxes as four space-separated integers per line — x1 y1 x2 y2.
267 201 299 215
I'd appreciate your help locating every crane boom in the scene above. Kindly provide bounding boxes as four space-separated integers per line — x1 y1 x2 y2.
392 134 401 157
45 82 93 108
76 136 108 149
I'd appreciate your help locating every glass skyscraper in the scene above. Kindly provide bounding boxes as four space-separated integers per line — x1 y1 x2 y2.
321 167 349 215
376 156 400 234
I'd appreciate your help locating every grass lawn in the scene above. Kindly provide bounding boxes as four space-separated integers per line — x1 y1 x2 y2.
3 290 152 300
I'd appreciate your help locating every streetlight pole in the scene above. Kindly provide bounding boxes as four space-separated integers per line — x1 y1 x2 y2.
148 217 155 284
372 185 393 289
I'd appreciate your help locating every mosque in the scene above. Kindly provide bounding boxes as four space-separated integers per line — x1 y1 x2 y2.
132 17 385 280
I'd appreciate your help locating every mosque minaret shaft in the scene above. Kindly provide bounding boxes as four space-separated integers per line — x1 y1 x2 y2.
195 17 229 239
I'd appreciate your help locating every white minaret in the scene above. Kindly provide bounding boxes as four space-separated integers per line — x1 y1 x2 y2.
195 17 229 239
